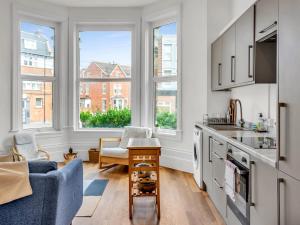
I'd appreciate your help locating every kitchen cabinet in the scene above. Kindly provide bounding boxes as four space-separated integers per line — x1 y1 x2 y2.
277 171 300 225
256 0 278 41
250 156 277 225
211 37 223 90
221 25 236 88
202 131 213 195
211 136 226 218
278 0 300 181
235 6 255 84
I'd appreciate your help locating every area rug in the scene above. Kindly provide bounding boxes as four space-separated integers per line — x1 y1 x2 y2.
76 179 109 217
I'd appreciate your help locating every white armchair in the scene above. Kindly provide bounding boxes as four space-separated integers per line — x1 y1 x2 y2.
99 126 152 169
12 133 50 161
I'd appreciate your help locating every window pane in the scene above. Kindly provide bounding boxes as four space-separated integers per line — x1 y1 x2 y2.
79 31 131 79
153 23 177 77
20 22 55 77
22 81 53 129
155 82 177 130
79 81 131 128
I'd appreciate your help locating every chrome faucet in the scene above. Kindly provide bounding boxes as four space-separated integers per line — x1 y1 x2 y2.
235 99 245 128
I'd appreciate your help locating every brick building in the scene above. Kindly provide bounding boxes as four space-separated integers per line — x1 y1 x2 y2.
80 62 131 113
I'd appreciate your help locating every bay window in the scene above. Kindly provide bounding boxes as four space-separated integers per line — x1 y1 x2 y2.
19 20 57 129
152 21 179 133
77 28 133 129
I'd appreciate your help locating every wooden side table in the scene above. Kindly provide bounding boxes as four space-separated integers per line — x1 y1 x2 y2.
127 138 161 219
63 152 78 164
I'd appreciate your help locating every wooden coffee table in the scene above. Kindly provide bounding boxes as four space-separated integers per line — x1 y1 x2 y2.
127 138 161 219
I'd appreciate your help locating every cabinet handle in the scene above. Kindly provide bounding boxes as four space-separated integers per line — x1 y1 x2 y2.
259 21 277 34
278 103 287 161
218 63 222 86
277 178 285 225
211 138 223 146
213 178 223 189
231 56 236 82
208 136 212 163
248 45 253 78
213 152 223 160
250 161 255 206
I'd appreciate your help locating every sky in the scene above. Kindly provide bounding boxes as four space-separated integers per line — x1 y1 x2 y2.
21 21 177 70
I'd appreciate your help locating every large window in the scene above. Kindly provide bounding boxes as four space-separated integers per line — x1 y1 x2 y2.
153 22 178 132
78 29 132 129
20 21 55 129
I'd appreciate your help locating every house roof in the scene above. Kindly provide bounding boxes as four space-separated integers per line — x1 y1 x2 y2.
21 31 53 57
93 62 131 78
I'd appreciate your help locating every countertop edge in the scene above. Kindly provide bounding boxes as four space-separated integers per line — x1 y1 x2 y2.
195 122 277 168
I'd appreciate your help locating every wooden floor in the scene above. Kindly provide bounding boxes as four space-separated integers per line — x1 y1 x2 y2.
73 163 225 225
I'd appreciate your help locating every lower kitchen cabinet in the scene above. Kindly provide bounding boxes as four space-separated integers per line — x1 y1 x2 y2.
211 136 227 218
278 171 300 225
227 206 242 225
250 156 277 225
202 131 213 195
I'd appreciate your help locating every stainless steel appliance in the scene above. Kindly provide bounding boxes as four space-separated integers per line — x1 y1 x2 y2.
227 144 251 225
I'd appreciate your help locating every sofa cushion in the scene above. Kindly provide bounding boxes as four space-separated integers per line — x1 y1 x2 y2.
28 161 57 174
102 147 128 159
119 126 152 149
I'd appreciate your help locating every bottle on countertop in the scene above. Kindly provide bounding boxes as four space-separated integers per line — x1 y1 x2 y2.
256 113 267 132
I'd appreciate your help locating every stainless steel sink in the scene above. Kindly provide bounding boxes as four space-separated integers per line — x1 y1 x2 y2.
208 124 247 131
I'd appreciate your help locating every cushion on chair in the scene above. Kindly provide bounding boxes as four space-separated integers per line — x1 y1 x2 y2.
101 147 128 159
119 126 152 149
14 133 35 145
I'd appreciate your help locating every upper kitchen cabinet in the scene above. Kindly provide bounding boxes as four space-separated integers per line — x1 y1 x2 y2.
235 6 255 84
211 37 223 90
256 0 278 41
211 4 277 91
221 25 236 89
278 0 300 181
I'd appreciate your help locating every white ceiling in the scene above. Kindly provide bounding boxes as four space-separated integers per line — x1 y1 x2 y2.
39 0 160 7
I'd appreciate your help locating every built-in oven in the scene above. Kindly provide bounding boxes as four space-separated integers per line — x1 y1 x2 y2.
227 144 251 225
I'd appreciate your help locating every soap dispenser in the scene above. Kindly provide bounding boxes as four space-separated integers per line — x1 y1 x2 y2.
256 113 267 132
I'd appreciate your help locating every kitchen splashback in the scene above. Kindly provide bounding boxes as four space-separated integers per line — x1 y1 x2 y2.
230 84 277 123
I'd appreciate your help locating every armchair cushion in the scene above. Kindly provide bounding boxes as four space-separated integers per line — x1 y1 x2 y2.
119 126 152 149
14 133 49 161
102 147 128 159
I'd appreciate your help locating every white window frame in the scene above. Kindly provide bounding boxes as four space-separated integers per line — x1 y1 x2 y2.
73 23 139 131
12 11 61 132
144 6 182 140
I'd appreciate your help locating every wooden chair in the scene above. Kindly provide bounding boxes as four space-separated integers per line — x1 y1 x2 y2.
11 133 50 161
99 127 152 169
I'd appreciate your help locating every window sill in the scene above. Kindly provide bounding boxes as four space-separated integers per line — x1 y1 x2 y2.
153 129 182 141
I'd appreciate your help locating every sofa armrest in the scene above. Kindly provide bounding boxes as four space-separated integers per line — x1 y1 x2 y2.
28 161 57 174
44 159 83 225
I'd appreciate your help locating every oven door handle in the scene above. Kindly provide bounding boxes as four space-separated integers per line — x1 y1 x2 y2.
250 161 255 207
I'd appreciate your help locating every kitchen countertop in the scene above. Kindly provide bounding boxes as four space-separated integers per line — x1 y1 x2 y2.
195 122 277 168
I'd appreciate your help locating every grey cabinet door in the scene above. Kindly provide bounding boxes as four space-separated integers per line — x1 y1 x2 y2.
235 6 255 84
278 171 300 225
256 0 278 41
221 25 236 88
250 157 277 225
211 136 226 218
202 131 213 195
278 0 300 180
211 37 222 90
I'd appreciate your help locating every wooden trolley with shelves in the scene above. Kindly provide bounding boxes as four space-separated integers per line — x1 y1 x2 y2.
127 138 161 219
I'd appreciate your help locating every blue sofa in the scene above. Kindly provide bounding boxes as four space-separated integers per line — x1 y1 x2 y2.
0 159 83 225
